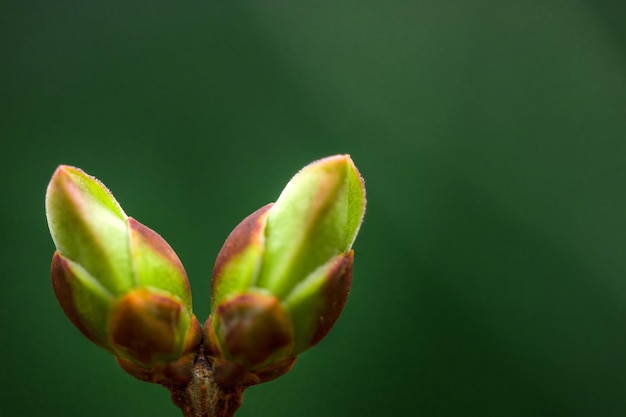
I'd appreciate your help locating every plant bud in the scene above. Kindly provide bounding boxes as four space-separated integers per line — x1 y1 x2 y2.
46 165 201 385
206 155 366 387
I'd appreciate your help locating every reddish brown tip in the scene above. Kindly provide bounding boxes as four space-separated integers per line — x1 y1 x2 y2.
211 204 273 296
128 217 189 283
51 252 100 346
310 250 354 347
108 289 185 367
214 293 293 370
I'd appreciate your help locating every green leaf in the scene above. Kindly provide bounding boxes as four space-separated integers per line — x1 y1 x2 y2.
256 155 365 298
46 165 133 295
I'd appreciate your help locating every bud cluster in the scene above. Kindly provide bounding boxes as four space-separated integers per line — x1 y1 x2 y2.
45 155 366 414
46 166 202 384
205 155 365 387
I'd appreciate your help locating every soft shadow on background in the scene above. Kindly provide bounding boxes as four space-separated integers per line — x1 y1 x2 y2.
2 2 626 416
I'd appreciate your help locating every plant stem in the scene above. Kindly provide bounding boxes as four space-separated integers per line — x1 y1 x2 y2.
167 344 244 417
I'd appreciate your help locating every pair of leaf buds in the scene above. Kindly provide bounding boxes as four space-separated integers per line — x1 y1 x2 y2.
46 155 366 415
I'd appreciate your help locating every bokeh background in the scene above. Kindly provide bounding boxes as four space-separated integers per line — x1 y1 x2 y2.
2 1 626 416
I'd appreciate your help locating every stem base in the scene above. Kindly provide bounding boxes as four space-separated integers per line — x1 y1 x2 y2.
167 345 244 417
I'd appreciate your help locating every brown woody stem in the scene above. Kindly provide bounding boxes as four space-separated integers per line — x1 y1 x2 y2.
166 344 245 417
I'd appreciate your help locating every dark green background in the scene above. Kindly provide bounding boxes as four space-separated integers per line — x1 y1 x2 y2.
2 1 626 416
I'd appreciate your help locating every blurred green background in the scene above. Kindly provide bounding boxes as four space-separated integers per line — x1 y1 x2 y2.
2 1 626 416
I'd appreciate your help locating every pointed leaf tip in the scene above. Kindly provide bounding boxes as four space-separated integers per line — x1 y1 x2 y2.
256 154 365 297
